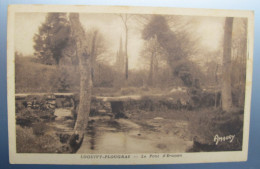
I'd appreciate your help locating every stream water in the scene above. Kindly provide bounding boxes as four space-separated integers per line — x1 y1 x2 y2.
51 108 193 154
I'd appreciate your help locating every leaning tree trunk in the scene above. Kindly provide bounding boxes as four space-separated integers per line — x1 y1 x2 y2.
68 13 92 153
221 17 233 112
90 30 97 82
125 27 129 81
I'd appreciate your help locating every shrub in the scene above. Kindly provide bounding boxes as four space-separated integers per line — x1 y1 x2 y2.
16 109 39 127
16 125 64 153
32 122 48 136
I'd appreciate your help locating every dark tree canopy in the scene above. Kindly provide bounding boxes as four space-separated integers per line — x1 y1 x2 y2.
142 15 180 61
33 13 70 65
142 15 199 87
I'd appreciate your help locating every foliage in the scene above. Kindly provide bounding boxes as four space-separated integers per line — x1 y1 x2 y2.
142 15 196 61
85 28 107 61
16 109 39 127
93 63 115 88
56 66 71 92
188 109 243 151
33 13 70 65
15 96 56 127
140 35 168 86
230 18 247 107
32 122 48 136
16 125 64 153
16 56 197 92
142 15 200 87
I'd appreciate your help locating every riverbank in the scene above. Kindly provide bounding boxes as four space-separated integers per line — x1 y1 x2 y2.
15 94 243 153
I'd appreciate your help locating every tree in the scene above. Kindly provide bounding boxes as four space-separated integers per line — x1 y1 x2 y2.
221 17 234 112
86 29 107 82
33 13 70 65
118 14 132 81
142 15 198 87
231 18 247 107
90 30 98 81
141 35 167 86
115 36 125 73
68 13 92 152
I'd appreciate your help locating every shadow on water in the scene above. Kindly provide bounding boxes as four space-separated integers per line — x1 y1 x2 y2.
86 119 123 151
87 120 96 150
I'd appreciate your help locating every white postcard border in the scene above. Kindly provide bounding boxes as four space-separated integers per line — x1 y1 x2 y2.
7 4 254 165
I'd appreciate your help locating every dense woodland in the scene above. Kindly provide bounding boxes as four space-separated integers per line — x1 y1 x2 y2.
15 13 247 153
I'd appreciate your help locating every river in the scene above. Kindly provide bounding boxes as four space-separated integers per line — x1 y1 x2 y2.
52 108 193 154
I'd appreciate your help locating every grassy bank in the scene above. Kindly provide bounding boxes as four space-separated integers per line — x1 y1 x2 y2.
187 108 243 151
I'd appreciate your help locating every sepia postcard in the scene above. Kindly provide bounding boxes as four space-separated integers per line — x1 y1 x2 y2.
7 5 254 164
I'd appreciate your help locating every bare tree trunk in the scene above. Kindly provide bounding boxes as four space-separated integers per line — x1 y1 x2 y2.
154 55 159 87
214 65 219 108
68 13 92 153
125 27 128 81
221 17 233 112
74 61 92 133
90 31 98 82
118 14 130 82
148 52 154 86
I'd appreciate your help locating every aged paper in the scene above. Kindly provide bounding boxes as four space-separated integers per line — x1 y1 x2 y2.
7 5 254 164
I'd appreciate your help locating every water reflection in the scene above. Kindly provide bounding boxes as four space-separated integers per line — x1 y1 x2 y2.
87 120 96 150
78 118 193 154
51 108 193 154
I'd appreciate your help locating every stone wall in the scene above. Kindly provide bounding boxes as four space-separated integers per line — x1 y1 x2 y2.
15 93 75 111
15 93 113 118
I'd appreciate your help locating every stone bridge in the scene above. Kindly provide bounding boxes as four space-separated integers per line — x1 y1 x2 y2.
15 92 192 119
15 93 163 117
